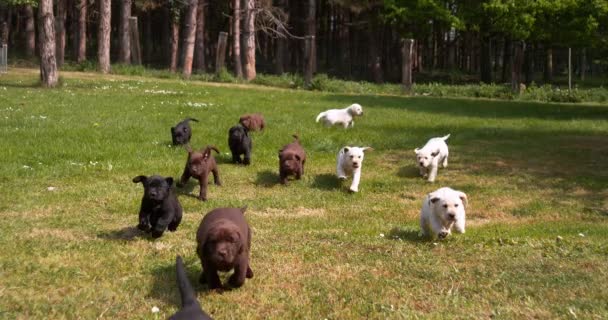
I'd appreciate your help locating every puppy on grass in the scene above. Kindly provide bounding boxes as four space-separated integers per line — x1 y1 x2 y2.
279 134 306 185
420 187 468 240
228 125 252 165
239 113 265 131
178 145 221 201
171 118 199 145
415 134 450 182
337 146 372 192
132 175 182 238
315 103 363 128
169 256 213 320
196 207 253 292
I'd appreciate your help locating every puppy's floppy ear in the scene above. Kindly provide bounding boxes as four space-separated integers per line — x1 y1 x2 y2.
362 147 373 152
431 151 439 157
295 154 301 162
132 175 147 184
428 193 440 205
171 127 175 134
165 177 174 186
414 148 419 154
343 147 350 154
458 192 468 208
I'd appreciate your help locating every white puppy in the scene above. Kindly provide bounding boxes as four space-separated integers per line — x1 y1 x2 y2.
420 187 467 239
414 134 450 182
316 103 363 128
337 146 372 192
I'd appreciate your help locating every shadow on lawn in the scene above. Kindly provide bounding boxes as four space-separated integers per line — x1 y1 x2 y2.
97 226 149 241
255 170 280 187
387 226 422 243
311 173 341 191
321 94 608 121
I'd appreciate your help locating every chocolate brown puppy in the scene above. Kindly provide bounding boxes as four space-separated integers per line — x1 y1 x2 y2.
278 134 306 184
196 207 253 291
239 113 265 131
133 175 182 238
171 118 199 145
178 145 221 201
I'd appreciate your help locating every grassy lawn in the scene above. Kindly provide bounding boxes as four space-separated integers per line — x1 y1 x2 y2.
1 69 607 319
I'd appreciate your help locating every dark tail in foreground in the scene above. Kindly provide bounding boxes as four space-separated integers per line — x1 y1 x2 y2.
169 256 213 320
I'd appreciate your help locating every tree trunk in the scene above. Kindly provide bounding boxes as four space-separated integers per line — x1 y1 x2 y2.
501 38 511 83
480 33 492 83
129 17 142 64
511 41 524 93
304 35 314 88
55 0 66 67
367 17 382 83
194 0 206 72
243 0 256 81
144 11 152 63
544 47 553 83
233 0 242 78
307 0 316 73
24 5 36 57
182 0 198 78
118 0 131 64
580 48 586 81
38 0 58 87
77 0 87 62
402 38 414 92
170 18 179 72
274 0 287 74
98 0 111 73
215 31 228 74
523 43 534 85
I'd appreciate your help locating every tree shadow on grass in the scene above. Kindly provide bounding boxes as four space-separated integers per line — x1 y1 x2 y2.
97 226 150 241
255 170 279 187
311 173 341 191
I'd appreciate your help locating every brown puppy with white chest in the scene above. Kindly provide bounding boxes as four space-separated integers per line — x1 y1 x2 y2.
239 113 265 131
196 207 253 291
178 145 221 201
279 134 306 184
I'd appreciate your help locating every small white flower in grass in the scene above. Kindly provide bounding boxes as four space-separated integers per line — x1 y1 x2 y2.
556 236 563 242
151 306 160 313
578 233 585 237
22 165 32 169
379 233 384 238
433 242 438 246
47 187 56 191
39 115 47 119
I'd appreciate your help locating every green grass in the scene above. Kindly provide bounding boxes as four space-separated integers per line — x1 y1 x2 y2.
1 69 607 319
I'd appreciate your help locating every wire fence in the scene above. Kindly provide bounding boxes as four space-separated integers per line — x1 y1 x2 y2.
0 44 7 74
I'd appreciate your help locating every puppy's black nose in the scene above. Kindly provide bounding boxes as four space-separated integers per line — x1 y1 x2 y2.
419 162 424 166
448 213 456 219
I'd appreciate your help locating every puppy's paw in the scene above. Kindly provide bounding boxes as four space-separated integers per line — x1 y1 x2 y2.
246 266 254 279
228 274 245 288
151 230 164 238
338 176 347 180
137 223 151 232
348 187 358 193
243 158 251 166
438 231 449 239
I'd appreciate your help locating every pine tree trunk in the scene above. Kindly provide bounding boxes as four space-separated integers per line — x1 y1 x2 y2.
194 0 206 72
118 0 131 64
55 0 66 67
307 0 316 73
274 0 287 74
77 0 87 62
38 0 58 87
24 5 36 57
182 0 198 78
501 38 511 83
243 0 256 81
580 48 586 81
170 18 179 72
544 47 553 83
523 43 534 85
98 0 111 73
480 33 492 83
233 0 243 78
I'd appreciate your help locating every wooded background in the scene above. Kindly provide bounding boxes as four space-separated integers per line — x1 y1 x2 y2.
1 0 607 85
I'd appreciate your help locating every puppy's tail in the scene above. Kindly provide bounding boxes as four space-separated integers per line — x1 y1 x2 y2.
186 117 199 123
315 112 325 123
202 145 220 158
184 144 193 154
175 255 198 308
292 134 300 142
441 134 451 141
240 205 248 214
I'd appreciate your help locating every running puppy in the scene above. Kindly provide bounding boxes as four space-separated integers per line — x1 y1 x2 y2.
420 187 468 239
169 256 213 320
415 134 450 182
228 125 252 165
132 175 183 238
196 207 253 291
315 103 363 128
171 118 199 145
239 113 265 131
337 146 372 193
178 145 221 201
279 134 306 184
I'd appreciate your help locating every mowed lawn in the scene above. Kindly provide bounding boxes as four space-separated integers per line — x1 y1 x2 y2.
1 69 607 319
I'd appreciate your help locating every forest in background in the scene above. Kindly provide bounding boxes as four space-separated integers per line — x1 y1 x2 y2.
1 0 607 86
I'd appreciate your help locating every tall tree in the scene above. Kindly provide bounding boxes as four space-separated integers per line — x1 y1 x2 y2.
233 0 243 78
38 0 58 87
194 0 205 71
182 0 198 78
307 0 316 73
24 4 35 57
168 1 181 72
55 0 66 67
243 0 256 80
118 0 132 64
77 0 87 62
98 0 111 73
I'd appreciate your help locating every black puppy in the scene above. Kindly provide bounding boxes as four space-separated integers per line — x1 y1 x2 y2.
171 118 199 145
169 256 213 320
228 125 252 165
132 175 183 238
